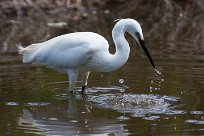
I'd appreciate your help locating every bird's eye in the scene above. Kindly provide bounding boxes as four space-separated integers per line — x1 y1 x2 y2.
135 32 140 37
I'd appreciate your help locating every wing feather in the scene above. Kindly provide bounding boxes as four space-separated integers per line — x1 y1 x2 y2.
32 32 105 71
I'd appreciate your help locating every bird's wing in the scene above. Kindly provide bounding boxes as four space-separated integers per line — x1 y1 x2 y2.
33 32 107 69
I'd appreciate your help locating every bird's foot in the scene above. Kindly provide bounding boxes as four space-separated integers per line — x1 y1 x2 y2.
81 86 87 94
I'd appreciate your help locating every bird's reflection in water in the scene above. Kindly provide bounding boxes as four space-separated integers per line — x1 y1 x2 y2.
18 94 128 135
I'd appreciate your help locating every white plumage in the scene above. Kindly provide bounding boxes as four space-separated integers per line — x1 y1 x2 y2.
17 18 155 94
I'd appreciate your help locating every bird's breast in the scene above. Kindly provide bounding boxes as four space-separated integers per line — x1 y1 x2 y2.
81 53 123 72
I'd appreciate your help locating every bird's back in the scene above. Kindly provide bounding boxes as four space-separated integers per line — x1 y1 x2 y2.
18 32 109 73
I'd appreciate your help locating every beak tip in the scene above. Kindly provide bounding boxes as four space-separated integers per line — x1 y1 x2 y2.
154 68 162 75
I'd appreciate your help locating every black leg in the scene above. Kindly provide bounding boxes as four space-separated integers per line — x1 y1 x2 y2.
81 86 86 94
70 90 74 93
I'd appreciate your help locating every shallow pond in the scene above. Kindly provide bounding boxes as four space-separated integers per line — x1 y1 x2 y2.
0 0 204 135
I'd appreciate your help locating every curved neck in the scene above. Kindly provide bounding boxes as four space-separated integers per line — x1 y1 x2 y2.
95 23 131 72
111 23 130 67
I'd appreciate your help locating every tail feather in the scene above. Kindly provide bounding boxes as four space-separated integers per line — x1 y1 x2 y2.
16 43 39 63
16 43 25 54
17 42 43 63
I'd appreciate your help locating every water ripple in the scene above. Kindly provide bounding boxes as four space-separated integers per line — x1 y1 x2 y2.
185 119 204 125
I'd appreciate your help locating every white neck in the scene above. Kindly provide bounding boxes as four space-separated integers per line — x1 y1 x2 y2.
112 22 130 65
97 22 130 72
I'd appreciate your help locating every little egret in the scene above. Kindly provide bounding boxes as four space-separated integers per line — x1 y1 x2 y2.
17 18 156 94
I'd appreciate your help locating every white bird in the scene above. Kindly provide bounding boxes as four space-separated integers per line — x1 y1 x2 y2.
17 18 155 94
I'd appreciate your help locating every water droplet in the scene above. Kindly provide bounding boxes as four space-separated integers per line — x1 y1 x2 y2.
120 88 125 93
155 88 158 91
150 86 153 92
119 79 124 84
85 119 88 124
155 68 162 75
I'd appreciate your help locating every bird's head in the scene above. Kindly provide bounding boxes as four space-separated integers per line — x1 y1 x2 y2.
118 18 156 68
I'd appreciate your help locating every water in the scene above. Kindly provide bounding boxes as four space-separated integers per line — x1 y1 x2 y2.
2 34 204 136
1 0 204 135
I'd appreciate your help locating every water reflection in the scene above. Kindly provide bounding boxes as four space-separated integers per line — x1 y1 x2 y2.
18 94 128 135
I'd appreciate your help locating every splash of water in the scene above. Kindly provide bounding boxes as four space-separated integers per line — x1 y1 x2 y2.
90 94 180 117
149 78 164 92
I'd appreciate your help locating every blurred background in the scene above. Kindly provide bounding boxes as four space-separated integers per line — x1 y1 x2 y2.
1 0 203 52
0 0 204 135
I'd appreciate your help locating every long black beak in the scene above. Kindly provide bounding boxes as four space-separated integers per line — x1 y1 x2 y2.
138 37 155 68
